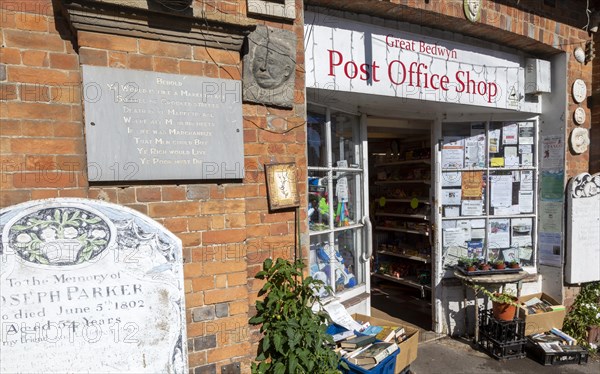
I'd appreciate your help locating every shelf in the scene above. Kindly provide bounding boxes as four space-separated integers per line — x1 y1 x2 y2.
375 180 431 185
375 226 429 236
378 250 431 263
372 273 431 296
376 212 429 220
385 198 431 205
375 159 431 168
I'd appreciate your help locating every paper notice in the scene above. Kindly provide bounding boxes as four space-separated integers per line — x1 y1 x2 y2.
445 206 460 217
442 171 462 187
461 200 483 216
462 171 483 199
491 175 513 207
323 301 364 332
442 137 465 169
503 123 519 145
519 122 534 144
542 136 564 170
443 228 466 247
489 219 511 248
511 218 533 247
518 191 534 213
489 129 500 153
521 170 534 190
442 189 462 205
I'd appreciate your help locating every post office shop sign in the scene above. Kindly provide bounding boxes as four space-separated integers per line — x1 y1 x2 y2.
305 12 526 110
82 66 244 182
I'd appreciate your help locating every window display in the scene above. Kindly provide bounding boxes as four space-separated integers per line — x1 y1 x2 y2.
441 121 537 271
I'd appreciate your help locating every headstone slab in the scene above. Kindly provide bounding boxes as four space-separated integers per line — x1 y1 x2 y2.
565 173 600 284
0 198 187 373
243 25 296 108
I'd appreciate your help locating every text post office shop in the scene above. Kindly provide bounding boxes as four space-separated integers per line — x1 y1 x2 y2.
304 10 567 335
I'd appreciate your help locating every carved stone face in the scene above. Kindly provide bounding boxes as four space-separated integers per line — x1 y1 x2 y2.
464 0 481 22
251 43 292 89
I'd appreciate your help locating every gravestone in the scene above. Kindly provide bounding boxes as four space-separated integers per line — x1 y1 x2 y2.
565 172 600 283
0 198 187 373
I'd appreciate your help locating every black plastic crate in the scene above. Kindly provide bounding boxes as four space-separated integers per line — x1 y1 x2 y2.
525 338 589 366
478 309 525 343
478 333 526 361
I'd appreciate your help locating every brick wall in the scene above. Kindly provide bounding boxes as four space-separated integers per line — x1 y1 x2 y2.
1 1 306 373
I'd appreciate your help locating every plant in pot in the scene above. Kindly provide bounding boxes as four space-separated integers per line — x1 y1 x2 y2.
492 259 506 270
458 256 478 272
508 259 520 269
474 285 519 321
478 260 492 271
249 258 343 374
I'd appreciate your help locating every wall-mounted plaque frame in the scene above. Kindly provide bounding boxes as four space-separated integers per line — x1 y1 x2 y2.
265 163 300 210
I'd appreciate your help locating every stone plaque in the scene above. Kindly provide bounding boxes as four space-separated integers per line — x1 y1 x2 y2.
566 173 600 283
0 198 187 373
243 25 296 108
82 66 244 181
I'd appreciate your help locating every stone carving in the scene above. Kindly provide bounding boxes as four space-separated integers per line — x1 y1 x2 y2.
0 198 187 373
464 0 482 23
569 127 590 154
243 25 296 108
569 172 600 199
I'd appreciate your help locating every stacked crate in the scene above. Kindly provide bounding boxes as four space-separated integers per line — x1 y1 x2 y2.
478 309 527 360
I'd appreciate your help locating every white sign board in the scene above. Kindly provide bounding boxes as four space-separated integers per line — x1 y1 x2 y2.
566 173 600 283
305 12 525 110
0 199 187 373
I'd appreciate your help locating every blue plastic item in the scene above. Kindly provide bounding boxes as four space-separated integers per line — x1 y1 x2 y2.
341 349 399 374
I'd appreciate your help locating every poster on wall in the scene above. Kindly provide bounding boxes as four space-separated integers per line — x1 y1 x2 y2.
541 136 564 170
539 232 562 267
541 171 564 201
518 122 534 144
539 201 562 232
442 137 465 168
489 219 510 248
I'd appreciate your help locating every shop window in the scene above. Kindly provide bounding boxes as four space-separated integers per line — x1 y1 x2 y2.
440 121 538 272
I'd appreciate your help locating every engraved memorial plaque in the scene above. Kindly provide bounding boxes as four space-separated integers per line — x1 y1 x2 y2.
82 66 244 181
0 198 187 373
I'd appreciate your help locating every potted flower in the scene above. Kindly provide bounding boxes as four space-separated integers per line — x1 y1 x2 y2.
508 259 520 269
475 286 519 321
493 259 506 270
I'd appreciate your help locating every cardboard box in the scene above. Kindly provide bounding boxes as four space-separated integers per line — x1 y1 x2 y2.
518 293 566 335
352 313 419 372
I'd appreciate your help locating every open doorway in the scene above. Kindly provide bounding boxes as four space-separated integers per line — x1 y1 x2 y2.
367 117 434 331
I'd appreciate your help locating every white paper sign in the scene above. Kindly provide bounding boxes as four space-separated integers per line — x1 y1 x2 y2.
461 200 483 216
442 189 462 205
323 301 364 332
489 219 511 248
443 228 466 247
511 218 533 247
442 171 462 187
442 137 464 169
503 123 518 145
519 190 534 213
518 122 534 144
491 175 513 207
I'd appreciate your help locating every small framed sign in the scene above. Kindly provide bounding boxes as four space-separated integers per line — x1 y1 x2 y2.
265 163 300 210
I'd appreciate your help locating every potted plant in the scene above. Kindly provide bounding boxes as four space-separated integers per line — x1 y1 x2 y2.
458 256 478 272
492 259 506 270
508 259 520 269
475 285 519 321
478 260 492 271
249 258 343 373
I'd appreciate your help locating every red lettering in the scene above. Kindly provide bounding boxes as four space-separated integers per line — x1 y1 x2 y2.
430 73 439 90
344 61 358 79
387 60 406 85
440 75 450 91
372 61 380 82
359 64 370 80
328 50 343 77
488 82 498 102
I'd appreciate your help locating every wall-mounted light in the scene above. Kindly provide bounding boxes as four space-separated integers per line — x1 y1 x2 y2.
588 9 600 33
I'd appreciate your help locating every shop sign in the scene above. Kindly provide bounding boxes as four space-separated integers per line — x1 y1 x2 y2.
305 12 525 110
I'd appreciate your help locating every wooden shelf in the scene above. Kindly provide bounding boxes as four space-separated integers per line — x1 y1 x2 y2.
375 160 431 168
376 212 429 220
375 180 431 185
384 198 431 205
378 250 431 263
372 273 431 297
375 226 429 236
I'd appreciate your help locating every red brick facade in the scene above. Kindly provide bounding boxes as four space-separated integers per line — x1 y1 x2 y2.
0 0 595 371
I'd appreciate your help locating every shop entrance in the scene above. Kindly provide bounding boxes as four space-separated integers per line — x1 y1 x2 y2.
367 117 434 330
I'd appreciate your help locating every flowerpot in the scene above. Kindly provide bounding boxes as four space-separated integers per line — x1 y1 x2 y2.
494 263 506 270
479 264 491 271
466 266 477 272
492 298 518 321
509 263 520 269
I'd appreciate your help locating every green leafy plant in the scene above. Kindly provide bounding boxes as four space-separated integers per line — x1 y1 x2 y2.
563 282 600 352
473 285 519 307
249 258 343 374
458 256 478 267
